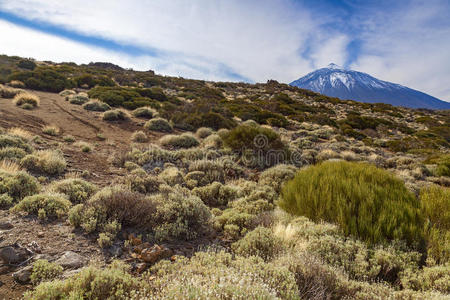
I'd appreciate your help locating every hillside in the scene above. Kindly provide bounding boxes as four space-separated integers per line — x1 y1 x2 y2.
0 55 449 299
290 63 450 110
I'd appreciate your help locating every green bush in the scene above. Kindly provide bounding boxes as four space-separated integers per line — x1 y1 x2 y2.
192 181 239 207
102 109 130 121
131 130 148 143
11 193 71 220
0 169 40 201
424 154 450 177
9 67 74 92
421 185 450 264
144 117 173 132
49 178 97 204
196 127 213 138
279 161 424 246
0 134 33 153
82 100 111 112
258 164 297 193
232 226 281 261
30 259 63 285
159 133 199 149
0 193 13 208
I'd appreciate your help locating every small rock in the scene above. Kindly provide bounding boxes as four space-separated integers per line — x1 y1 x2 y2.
62 268 82 279
136 263 148 273
0 247 19 264
0 221 13 230
139 244 173 264
13 266 32 284
37 232 45 238
109 245 123 257
55 251 85 269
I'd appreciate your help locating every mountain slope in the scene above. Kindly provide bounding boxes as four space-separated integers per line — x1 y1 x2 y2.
290 64 450 109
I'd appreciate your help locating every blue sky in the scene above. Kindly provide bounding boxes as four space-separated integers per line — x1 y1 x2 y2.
0 0 449 100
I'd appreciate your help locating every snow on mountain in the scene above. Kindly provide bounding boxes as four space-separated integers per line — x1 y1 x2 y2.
290 64 450 110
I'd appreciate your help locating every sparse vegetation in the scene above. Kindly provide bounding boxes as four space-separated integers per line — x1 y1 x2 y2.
131 130 148 143
159 133 200 149
132 106 158 118
30 259 63 285
83 100 111 111
42 125 60 136
102 109 130 121
20 150 67 175
11 193 71 220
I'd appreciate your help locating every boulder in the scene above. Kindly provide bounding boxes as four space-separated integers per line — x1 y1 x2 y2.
55 251 85 269
12 266 32 284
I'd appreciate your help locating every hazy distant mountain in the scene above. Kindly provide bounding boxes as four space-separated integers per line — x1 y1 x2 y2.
290 64 450 109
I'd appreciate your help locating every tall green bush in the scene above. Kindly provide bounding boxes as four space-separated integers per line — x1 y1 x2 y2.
279 161 424 246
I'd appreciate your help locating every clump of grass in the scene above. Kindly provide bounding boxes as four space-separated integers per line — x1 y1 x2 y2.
7 128 33 141
0 161 40 202
63 135 75 143
196 127 213 139
144 118 173 132
83 100 111 112
102 109 130 121
20 150 67 175
59 90 76 97
8 80 25 88
0 85 23 98
132 106 158 119
131 131 148 143
74 141 92 153
13 92 40 108
68 94 89 105
0 147 27 162
42 125 60 136
232 226 281 261
279 161 424 246
159 133 199 149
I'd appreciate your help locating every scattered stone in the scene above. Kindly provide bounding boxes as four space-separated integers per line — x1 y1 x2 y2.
136 262 148 273
27 241 41 254
109 245 123 257
37 231 45 238
12 266 32 284
0 221 13 230
0 247 20 264
55 251 85 269
138 244 173 264
0 265 11 275
62 268 82 279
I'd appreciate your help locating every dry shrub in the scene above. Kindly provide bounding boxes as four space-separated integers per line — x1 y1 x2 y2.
13 92 40 107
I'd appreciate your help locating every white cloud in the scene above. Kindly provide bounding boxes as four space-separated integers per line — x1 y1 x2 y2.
349 0 450 101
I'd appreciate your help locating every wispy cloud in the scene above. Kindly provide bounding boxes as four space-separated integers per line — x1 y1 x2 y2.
0 0 448 100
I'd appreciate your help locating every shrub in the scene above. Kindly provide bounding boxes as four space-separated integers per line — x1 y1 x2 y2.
49 178 97 204
0 134 33 153
150 186 211 241
59 89 76 97
0 147 27 162
158 167 184 185
30 259 63 285
24 261 143 300
223 124 287 168
132 106 157 119
424 154 450 177
102 109 130 121
421 185 450 264
98 232 113 248
232 226 281 261
0 168 40 201
13 92 40 107
131 130 148 143
82 100 111 112
42 125 60 136
0 193 13 208
144 117 173 132
196 127 213 138
72 186 157 232
20 150 67 175
68 94 89 105
258 164 297 193
11 193 71 220
125 173 163 194
202 133 223 149
63 135 75 143
279 161 424 246
159 133 199 149
192 182 239 207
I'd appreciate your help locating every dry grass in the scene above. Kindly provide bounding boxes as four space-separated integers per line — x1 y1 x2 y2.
0 159 22 173
13 92 40 107
0 84 23 98
42 125 60 136
8 80 25 88
7 127 33 140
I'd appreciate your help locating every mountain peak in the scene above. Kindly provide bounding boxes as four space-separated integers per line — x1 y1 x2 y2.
326 63 344 70
290 66 450 109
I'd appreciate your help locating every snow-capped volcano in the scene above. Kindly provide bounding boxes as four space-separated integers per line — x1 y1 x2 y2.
290 64 450 109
